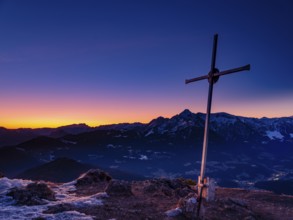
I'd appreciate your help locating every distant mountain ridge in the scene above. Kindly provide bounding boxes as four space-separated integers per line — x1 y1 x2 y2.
1 110 292 147
0 123 93 147
1 109 292 194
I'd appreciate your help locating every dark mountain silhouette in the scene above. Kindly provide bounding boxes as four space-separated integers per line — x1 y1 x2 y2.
0 146 41 177
18 136 66 150
1 110 292 194
16 157 95 182
16 158 145 182
0 123 92 147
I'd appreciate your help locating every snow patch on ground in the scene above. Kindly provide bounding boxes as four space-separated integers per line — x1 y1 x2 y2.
107 144 122 149
165 207 182 217
266 130 284 140
139 155 148 160
184 162 192 167
123 155 136 159
43 211 94 220
63 193 105 208
290 133 293 138
0 178 105 220
0 177 32 194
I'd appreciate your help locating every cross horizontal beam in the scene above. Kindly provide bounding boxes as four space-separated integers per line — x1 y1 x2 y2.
185 64 250 84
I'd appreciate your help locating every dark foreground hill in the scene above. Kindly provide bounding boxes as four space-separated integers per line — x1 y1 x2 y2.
16 157 95 182
16 157 145 182
0 123 92 147
1 169 292 220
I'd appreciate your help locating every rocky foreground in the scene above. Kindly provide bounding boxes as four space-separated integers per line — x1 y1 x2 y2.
1 169 293 220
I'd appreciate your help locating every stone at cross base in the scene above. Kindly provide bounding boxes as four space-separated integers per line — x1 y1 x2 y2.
198 176 216 202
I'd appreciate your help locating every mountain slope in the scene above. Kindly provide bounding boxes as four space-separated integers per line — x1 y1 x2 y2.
16 157 95 182
0 124 93 147
1 109 292 192
0 146 41 177
16 158 146 182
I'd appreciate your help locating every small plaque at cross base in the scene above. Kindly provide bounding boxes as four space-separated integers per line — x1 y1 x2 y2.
198 176 215 202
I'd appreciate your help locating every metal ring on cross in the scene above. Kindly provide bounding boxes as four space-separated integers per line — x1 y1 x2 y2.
208 68 219 84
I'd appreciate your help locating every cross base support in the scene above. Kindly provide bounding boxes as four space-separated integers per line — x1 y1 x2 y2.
198 176 216 202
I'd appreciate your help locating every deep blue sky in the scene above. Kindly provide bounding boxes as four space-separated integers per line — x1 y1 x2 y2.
0 0 292 128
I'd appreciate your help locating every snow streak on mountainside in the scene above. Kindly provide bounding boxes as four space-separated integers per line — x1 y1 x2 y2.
92 109 293 144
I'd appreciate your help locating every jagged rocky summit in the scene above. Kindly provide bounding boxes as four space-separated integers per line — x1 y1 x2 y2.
1 169 293 220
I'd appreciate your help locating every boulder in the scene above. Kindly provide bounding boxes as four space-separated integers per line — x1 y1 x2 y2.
105 180 133 197
75 169 112 187
178 193 198 219
143 178 194 197
74 169 112 195
43 203 74 214
143 179 173 196
7 182 55 206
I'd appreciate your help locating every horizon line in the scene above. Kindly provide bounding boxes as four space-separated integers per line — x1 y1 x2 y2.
1 110 292 130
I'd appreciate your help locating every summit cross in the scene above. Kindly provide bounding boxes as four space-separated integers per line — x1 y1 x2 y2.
185 34 250 210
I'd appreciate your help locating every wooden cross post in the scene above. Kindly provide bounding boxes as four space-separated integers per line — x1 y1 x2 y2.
185 34 250 214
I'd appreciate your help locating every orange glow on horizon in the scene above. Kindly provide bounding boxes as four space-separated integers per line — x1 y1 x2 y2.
1 94 292 129
0 99 179 129
2 108 292 129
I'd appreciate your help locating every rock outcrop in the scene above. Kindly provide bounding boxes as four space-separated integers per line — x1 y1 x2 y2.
76 169 112 186
178 193 198 219
7 182 55 205
105 180 133 197
142 178 194 197
75 169 112 195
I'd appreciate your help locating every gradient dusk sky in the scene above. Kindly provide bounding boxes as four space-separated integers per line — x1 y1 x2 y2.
0 0 292 128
